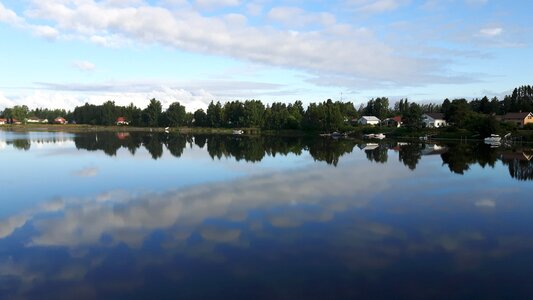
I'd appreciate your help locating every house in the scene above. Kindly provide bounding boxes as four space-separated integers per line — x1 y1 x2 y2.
382 116 402 127
422 113 447 128
116 117 129 125
26 117 48 124
11 118 22 125
358 116 381 126
500 112 533 127
54 117 67 124
0 118 6 125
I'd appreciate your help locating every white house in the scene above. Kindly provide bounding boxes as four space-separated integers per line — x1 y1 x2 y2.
358 116 381 126
26 117 48 124
0 118 6 125
422 113 447 128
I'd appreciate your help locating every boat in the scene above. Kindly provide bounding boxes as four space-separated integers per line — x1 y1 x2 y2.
363 133 386 139
233 130 244 135
331 132 347 138
484 134 501 143
373 133 386 140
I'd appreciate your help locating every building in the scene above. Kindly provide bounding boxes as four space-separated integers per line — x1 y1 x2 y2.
26 117 48 124
500 112 533 127
116 117 129 125
0 118 6 125
54 117 67 124
382 116 402 127
358 116 381 126
422 113 447 128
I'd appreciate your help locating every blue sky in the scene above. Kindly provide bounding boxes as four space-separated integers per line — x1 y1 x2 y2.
0 0 531 111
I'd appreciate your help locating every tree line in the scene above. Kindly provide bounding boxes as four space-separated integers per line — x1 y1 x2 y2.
1 85 532 133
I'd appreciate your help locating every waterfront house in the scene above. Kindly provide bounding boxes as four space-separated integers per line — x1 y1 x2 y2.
500 112 533 127
422 113 447 128
0 118 6 125
358 116 381 126
26 117 48 124
116 117 129 125
382 116 402 127
54 117 67 124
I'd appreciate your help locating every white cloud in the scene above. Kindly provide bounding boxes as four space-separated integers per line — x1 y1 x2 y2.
267 6 336 28
194 0 241 9
0 86 216 112
479 27 503 37
31 25 59 40
346 0 411 13
3 0 454 89
72 60 96 71
0 1 24 25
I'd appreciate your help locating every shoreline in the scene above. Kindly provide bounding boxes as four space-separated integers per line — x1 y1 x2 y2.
2 124 532 143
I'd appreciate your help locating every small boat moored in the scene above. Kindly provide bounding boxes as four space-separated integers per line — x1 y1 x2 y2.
233 130 244 135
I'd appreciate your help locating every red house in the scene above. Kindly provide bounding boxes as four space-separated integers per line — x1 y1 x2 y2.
54 117 67 124
116 117 129 125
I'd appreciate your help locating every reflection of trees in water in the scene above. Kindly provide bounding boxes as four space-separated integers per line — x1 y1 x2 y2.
72 132 358 166
500 149 533 181
307 138 356 166
441 143 498 175
143 134 164 159
365 146 388 164
11 139 31 151
398 143 423 170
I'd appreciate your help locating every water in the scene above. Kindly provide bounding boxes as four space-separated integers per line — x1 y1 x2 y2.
0 131 532 299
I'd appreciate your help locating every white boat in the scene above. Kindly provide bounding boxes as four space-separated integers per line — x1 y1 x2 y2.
363 133 386 139
484 134 501 143
233 130 244 135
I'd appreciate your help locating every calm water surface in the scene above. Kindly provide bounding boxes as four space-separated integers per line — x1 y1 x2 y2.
0 130 532 299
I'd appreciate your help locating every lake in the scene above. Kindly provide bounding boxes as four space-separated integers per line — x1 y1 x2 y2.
1 130 532 299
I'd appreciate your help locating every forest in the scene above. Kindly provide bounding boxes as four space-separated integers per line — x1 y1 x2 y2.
1 85 532 134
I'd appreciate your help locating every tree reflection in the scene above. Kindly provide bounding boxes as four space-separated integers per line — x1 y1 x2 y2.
398 143 423 170
71 133 358 166
364 145 388 164
8 131 533 181
500 149 533 181
440 143 498 175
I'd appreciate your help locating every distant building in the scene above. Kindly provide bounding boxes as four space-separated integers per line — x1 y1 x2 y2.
500 112 533 127
382 116 402 127
358 116 381 126
116 117 129 125
11 118 22 125
422 113 447 128
26 117 48 124
54 117 67 124
0 118 6 125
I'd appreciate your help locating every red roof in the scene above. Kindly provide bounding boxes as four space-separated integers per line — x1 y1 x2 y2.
392 116 402 123
116 117 127 122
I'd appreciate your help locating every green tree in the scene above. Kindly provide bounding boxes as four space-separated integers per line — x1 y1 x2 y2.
164 102 187 127
193 109 208 127
402 103 423 130
142 98 162 127
206 101 223 127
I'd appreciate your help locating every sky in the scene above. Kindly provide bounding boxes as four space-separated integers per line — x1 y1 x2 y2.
0 0 531 112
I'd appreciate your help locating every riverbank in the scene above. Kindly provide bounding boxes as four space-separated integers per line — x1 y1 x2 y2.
2 124 532 142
